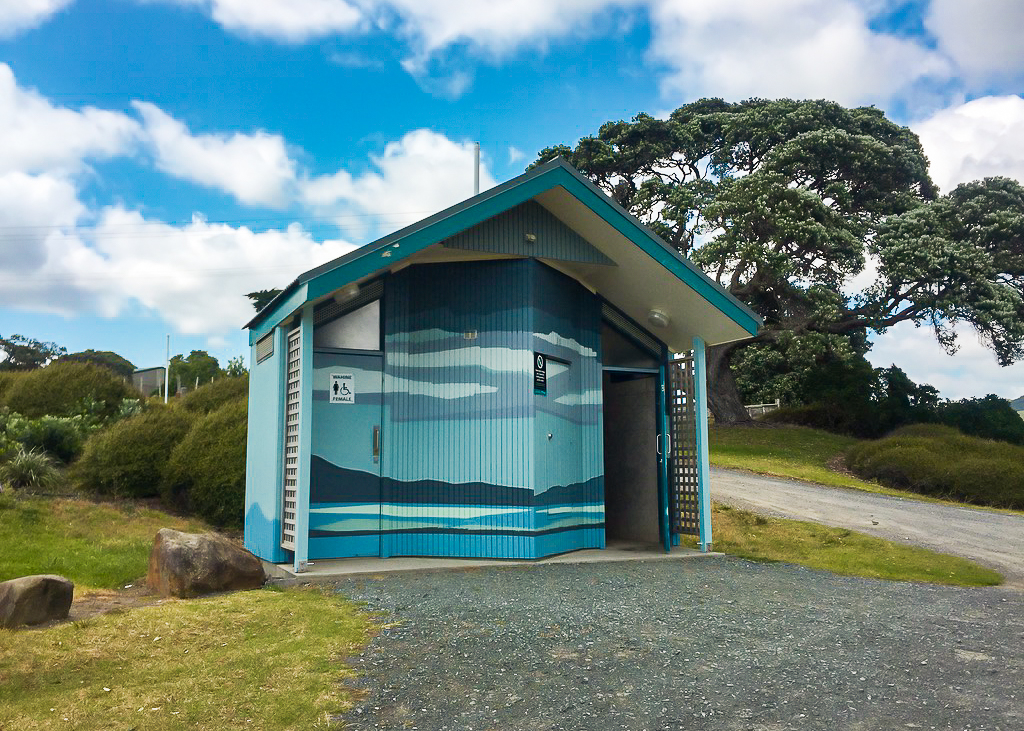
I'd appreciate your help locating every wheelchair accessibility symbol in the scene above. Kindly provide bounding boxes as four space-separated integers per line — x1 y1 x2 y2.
330 373 355 404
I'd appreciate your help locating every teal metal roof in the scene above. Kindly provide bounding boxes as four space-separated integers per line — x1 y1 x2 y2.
245 157 762 343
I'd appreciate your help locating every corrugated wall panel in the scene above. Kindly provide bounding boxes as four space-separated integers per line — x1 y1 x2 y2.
382 260 535 559
532 262 605 557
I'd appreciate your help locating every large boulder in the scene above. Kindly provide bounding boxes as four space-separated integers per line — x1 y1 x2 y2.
147 528 265 598
0 575 74 628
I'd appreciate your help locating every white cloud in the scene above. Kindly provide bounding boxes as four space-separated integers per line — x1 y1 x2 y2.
647 0 949 106
869 321 1024 401
508 146 526 165
0 0 72 38
300 128 496 237
0 171 85 270
0 63 141 175
0 207 355 334
926 0 1024 83
133 101 297 208
912 95 1024 193
170 0 363 42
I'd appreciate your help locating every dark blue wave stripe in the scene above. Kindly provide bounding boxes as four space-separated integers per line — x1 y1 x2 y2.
310 523 605 538
311 457 602 506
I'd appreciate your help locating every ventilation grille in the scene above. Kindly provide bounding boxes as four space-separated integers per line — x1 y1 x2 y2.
255 333 274 364
601 303 660 355
281 326 301 551
314 279 384 326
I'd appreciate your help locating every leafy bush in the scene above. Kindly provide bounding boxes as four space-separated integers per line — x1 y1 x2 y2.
1 411 93 463
846 425 1024 509
0 446 61 492
179 374 249 415
75 407 194 498
2 361 134 420
163 398 247 527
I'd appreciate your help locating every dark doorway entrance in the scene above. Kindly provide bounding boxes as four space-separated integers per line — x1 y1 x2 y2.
602 370 660 545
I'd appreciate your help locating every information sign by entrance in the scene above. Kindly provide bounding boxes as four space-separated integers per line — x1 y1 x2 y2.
533 353 547 395
330 373 355 404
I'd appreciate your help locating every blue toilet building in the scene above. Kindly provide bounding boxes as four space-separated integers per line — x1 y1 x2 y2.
243 159 760 571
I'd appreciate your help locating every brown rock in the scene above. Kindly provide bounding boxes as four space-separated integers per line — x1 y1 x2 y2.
0 574 74 628
147 528 265 598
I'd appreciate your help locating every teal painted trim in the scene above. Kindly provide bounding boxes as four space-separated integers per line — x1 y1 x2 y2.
293 306 314 571
551 167 761 337
657 360 671 553
304 176 557 303
250 283 307 344
693 336 713 552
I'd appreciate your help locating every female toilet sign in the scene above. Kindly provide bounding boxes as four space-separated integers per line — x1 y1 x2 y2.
330 373 355 404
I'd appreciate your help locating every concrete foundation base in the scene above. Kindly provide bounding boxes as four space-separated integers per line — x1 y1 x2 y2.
263 541 720 582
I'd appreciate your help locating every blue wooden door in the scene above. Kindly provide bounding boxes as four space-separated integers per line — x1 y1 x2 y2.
308 351 383 558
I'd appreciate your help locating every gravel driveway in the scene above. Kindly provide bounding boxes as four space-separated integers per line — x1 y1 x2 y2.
711 467 1024 588
334 560 1023 730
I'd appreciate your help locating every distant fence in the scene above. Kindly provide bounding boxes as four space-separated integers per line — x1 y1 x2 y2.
745 399 781 418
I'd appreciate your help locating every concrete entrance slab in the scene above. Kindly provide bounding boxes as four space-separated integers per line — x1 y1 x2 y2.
262 542 721 582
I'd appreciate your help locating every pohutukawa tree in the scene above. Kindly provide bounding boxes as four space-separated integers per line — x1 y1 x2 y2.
535 99 1024 424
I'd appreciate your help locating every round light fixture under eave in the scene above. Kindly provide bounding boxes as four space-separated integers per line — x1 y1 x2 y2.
334 283 360 304
647 309 670 328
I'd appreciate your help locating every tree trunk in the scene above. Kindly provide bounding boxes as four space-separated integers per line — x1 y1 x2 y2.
706 343 754 425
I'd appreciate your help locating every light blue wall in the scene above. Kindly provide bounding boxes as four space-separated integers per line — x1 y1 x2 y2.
244 326 288 563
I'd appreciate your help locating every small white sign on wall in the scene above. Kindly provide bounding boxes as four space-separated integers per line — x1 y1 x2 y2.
330 373 355 404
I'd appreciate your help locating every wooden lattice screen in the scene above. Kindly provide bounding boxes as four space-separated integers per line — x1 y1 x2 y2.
667 354 700 536
281 326 302 551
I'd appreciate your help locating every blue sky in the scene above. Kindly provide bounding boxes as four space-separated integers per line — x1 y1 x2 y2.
1 0 1024 399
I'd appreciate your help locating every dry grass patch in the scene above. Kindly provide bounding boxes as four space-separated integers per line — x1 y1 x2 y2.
0 587 370 731
682 503 1003 587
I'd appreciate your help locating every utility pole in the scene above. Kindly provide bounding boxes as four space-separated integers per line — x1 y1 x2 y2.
474 142 480 195
164 334 170 404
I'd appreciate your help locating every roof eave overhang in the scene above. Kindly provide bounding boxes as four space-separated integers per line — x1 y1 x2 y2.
245 158 762 347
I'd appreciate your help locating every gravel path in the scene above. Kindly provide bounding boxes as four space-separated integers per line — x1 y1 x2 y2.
334 560 1023 730
711 467 1024 588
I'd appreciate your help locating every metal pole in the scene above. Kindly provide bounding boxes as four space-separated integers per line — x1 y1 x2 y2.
164 334 170 404
473 142 480 195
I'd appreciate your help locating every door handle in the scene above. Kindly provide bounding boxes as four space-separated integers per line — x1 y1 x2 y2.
372 426 380 462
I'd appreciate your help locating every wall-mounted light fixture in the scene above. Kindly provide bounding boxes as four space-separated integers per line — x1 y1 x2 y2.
524 233 537 244
334 283 360 304
647 309 670 328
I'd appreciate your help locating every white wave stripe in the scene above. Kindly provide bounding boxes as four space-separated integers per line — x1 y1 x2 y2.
312 504 530 519
553 389 602 406
385 374 498 399
536 504 605 515
386 346 532 373
534 331 597 358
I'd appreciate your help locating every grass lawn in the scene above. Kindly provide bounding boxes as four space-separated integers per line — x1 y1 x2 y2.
0 493 208 589
682 503 1003 587
709 424 874 490
0 587 370 731
710 424 1024 514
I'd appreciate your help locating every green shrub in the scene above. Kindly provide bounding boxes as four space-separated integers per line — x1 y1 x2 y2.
2 361 135 420
179 375 248 415
75 407 194 498
2 412 92 463
846 425 1024 508
163 398 247 527
0 446 61 492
